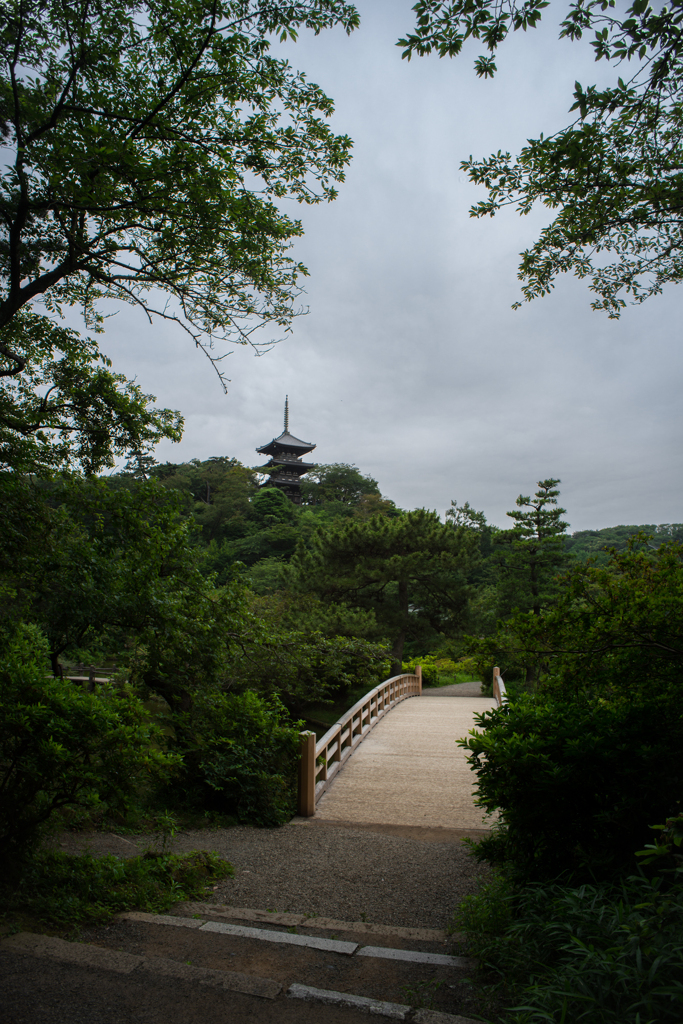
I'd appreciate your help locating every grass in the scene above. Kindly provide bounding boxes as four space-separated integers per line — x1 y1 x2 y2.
429 671 481 688
0 847 234 934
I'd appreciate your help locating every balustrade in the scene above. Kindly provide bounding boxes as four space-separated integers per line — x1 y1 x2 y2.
297 667 422 816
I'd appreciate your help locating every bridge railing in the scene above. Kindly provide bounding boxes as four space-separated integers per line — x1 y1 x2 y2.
493 665 508 707
297 666 422 817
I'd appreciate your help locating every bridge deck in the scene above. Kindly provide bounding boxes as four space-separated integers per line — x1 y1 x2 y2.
314 693 496 830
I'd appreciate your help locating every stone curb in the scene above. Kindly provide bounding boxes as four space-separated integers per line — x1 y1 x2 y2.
287 982 411 1019
176 901 453 942
3 932 142 974
286 984 481 1022
117 911 472 966
122 911 203 929
357 946 472 968
3 931 481 1020
200 918 358 954
119 911 358 954
413 1011 481 1024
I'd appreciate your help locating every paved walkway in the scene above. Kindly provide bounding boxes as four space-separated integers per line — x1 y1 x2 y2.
314 691 496 831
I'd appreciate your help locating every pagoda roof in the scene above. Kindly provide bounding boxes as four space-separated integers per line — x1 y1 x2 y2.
256 429 316 457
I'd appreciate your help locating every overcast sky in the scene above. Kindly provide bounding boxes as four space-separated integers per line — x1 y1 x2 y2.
93 1 682 532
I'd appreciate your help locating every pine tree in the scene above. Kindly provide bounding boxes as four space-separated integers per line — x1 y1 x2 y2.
496 478 569 617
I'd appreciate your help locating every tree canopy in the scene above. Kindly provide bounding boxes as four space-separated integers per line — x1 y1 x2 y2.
293 508 479 671
400 0 683 316
0 0 358 384
0 311 182 474
299 462 382 509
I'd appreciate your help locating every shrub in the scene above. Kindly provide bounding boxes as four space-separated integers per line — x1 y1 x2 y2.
0 624 178 868
402 655 455 685
456 872 683 1024
461 690 683 882
177 691 303 827
2 848 233 926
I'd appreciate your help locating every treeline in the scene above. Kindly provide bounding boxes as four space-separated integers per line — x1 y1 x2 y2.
566 522 683 561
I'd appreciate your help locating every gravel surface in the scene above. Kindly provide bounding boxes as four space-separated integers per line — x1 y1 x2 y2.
55 821 488 931
422 682 485 697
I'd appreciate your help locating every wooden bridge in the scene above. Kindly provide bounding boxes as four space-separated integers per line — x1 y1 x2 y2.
297 670 499 832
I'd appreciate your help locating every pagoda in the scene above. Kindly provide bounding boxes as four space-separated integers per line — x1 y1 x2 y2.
256 397 316 505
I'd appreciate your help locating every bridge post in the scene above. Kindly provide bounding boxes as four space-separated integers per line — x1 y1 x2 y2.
416 664 422 695
298 730 316 817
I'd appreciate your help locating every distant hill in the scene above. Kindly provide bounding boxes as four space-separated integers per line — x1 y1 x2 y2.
566 524 683 561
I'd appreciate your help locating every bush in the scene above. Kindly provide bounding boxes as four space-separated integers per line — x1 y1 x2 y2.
461 690 683 882
0 625 178 868
456 871 683 1024
2 848 233 926
176 691 303 827
402 655 455 685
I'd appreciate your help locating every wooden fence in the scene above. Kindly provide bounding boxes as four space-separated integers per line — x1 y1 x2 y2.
492 665 508 707
297 667 422 817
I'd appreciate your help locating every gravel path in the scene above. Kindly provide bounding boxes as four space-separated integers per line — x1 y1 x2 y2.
422 681 485 697
55 821 488 931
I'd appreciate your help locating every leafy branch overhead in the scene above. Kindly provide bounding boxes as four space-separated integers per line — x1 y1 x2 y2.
0 311 182 474
0 0 358 384
400 0 683 316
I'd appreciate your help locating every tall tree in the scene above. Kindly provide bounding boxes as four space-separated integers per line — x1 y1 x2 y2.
293 509 479 672
299 462 382 510
483 535 683 698
400 0 683 316
0 0 358 384
493 478 569 618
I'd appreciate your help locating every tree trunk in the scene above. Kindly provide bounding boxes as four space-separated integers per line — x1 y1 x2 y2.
390 579 410 675
529 551 541 616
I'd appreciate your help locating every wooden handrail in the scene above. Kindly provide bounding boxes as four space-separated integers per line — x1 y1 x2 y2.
493 665 508 707
297 666 422 817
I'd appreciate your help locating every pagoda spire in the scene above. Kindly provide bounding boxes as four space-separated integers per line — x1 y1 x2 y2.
256 398 316 506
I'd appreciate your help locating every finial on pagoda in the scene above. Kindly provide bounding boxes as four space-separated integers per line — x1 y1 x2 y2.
256 399 316 506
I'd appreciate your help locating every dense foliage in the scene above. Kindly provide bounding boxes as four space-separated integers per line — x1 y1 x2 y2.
453 526 683 1020
468 537 683 694
462 690 683 883
0 0 358 366
293 507 479 671
0 624 178 868
456 866 683 1024
566 521 683 561
0 312 182 475
180 691 303 827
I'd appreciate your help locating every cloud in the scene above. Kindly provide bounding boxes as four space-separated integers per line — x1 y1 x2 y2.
93 1 683 531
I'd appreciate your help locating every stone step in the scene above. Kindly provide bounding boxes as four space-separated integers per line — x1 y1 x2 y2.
0 931 478 1024
120 910 467 965
58 906 480 1020
173 900 465 948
